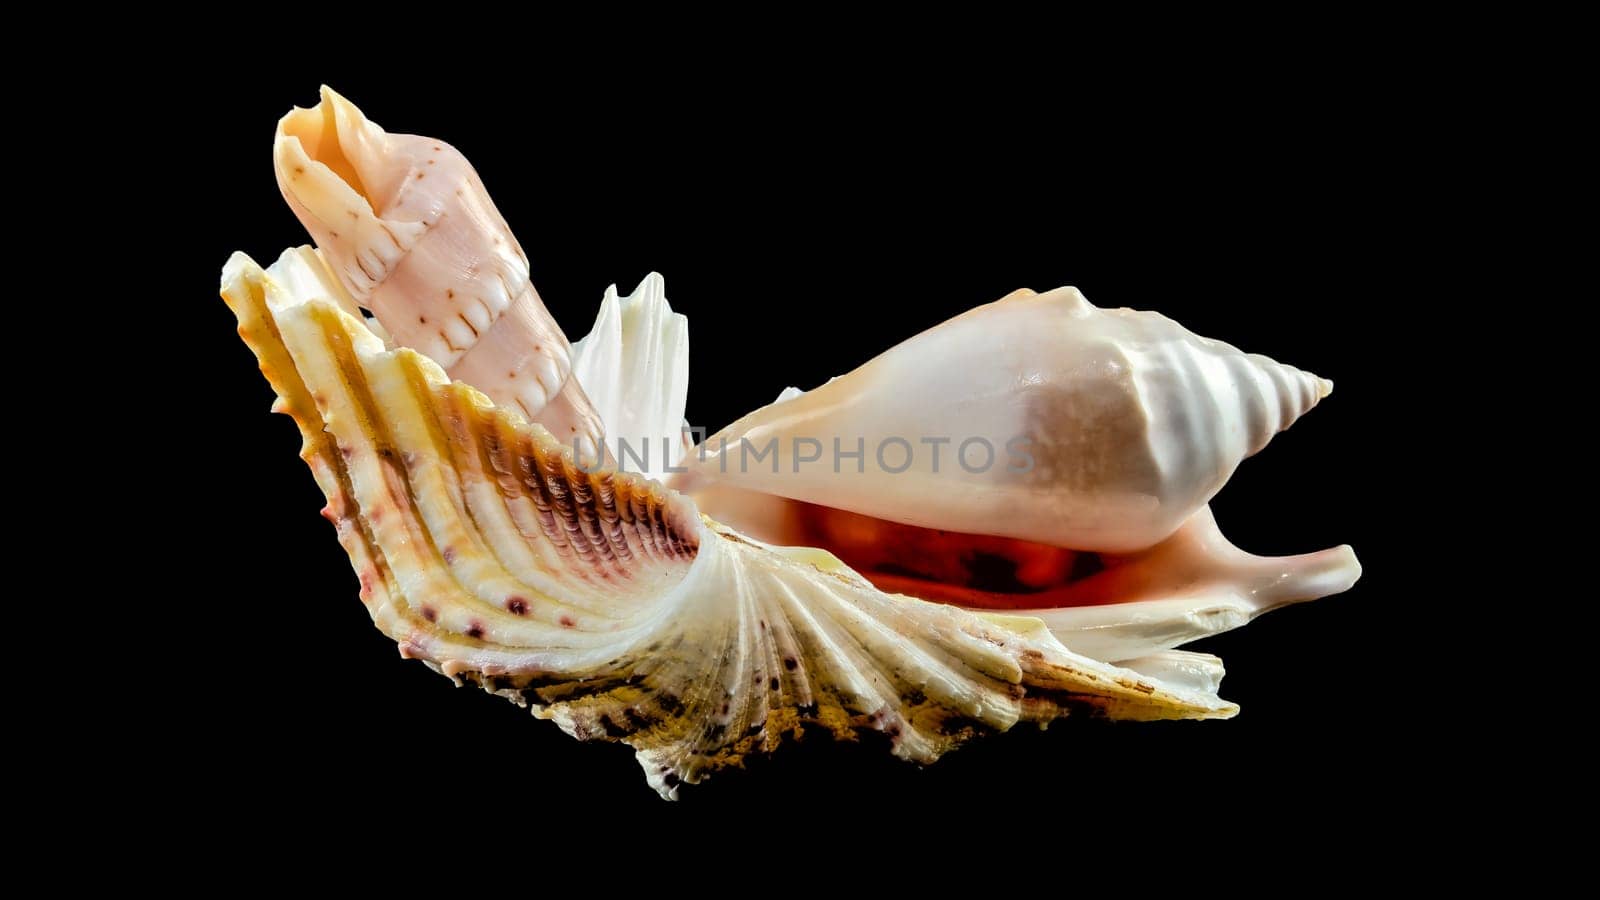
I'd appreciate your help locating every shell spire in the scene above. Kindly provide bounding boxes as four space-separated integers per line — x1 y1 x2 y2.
273 86 605 463
1236 352 1332 457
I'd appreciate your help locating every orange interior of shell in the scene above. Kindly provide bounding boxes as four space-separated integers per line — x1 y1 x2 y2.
791 502 1129 610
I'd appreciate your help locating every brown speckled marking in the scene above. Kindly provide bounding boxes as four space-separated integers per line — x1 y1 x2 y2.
420 606 437 623
466 622 485 640
506 596 529 616
560 615 575 628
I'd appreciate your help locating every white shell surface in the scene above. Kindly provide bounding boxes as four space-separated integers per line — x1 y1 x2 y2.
679 286 1330 553
569 273 690 478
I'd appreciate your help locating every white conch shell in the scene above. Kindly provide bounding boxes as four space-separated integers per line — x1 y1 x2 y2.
671 284 1358 661
273 87 605 461
221 248 1235 799
569 272 690 479
679 286 1331 554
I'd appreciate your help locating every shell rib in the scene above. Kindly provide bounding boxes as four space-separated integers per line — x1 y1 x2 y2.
273 87 605 462
221 247 1234 798
678 285 1331 554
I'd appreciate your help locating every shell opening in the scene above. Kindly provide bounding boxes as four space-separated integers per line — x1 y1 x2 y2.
279 97 372 208
791 501 1122 610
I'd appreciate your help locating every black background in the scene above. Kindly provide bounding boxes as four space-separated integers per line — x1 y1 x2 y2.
168 46 1430 831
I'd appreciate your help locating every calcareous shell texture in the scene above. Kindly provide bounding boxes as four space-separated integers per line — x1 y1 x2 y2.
274 86 605 462
679 286 1332 554
228 88 1362 798
674 285 1359 654
568 272 691 480
221 248 1235 798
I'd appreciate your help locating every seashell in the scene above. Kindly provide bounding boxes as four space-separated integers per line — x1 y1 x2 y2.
273 87 605 462
232 91 1361 796
673 285 1360 655
220 248 1236 799
678 286 1331 554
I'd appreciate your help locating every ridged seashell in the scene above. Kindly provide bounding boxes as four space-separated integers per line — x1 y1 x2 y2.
221 248 1235 798
274 87 604 461
679 286 1331 554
